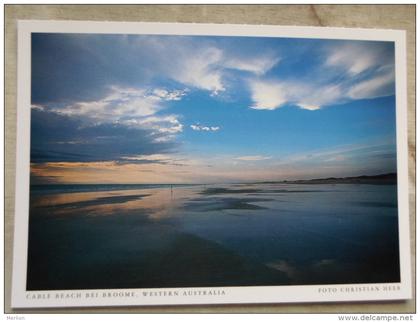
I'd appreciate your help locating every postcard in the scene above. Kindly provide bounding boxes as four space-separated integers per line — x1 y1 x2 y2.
11 20 411 308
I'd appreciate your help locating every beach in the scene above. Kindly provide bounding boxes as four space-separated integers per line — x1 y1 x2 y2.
27 183 400 290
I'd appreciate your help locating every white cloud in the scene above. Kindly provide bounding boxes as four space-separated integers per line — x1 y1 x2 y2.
160 40 280 96
296 103 320 111
125 115 183 134
223 55 280 75
50 86 186 142
252 42 391 108
152 88 188 101
247 42 395 111
175 51 280 95
31 104 45 111
190 124 220 132
249 80 343 111
118 37 225 95
326 43 386 75
295 84 343 110
55 87 188 120
249 80 286 110
235 155 272 161
347 66 395 100
171 47 225 95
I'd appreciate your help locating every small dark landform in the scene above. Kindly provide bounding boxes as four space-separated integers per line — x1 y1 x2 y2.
200 187 261 195
184 197 272 212
263 173 397 185
43 194 150 209
201 187 324 195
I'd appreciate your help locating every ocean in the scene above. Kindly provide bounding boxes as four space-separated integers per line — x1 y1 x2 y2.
26 182 400 290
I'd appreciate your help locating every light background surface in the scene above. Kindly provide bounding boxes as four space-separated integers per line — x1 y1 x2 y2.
4 4 415 313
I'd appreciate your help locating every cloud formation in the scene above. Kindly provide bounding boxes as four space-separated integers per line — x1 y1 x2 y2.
249 81 286 110
325 42 392 75
30 108 178 163
190 124 220 132
223 54 281 76
171 47 226 95
248 42 394 111
249 80 343 111
34 85 187 154
52 86 186 121
32 34 281 105
347 66 395 100
30 34 397 182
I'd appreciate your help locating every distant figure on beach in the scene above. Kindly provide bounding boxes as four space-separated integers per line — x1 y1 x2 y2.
170 184 173 199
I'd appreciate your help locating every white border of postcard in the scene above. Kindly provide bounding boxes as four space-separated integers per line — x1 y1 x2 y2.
12 20 411 308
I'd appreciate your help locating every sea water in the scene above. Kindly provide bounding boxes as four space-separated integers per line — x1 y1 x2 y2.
26 183 400 290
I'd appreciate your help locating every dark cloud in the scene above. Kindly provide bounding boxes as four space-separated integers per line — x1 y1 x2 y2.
30 174 63 185
30 109 177 163
31 33 157 105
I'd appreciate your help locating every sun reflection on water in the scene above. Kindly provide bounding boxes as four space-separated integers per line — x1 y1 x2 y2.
31 186 203 219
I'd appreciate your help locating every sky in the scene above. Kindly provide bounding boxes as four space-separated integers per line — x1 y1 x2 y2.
30 33 397 184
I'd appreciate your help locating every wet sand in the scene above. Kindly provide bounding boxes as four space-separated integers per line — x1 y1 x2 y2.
27 183 400 290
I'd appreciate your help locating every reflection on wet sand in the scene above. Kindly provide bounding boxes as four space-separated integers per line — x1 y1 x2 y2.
27 183 401 290
31 187 200 219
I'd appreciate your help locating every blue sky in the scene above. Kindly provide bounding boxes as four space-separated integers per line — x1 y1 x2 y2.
30 33 397 184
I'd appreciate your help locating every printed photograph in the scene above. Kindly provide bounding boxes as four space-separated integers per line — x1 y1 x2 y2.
28 33 400 291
